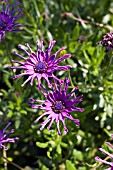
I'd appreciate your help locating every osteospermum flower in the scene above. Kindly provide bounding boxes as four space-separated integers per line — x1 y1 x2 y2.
0 1 23 41
0 122 19 150
9 39 72 87
95 134 113 170
98 32 113 52
29 78 84 135
0 0 7 2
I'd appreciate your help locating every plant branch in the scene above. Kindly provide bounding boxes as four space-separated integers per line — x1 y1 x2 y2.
2 156 24 170
61 12 113 31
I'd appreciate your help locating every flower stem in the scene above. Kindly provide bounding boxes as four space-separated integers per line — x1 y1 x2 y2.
61 12 113 31
2 155 24 170
3 150 7 170
3 38 14 76
91 156 111 170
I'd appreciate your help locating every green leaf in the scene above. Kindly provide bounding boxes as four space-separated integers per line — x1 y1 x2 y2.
78 105 93 117
41 165 49 170
47 147 52 159
7 111 13 118
82 50 91 64
86 162 97 168
56 145 62 155
67 58 77 68
81 42 92 51
73 149 83 161
3 74 12 88
36 142 48 148
72 23 80 39
15 119 21 129
66 160 77 170
32 0 40 17
20 110 27 115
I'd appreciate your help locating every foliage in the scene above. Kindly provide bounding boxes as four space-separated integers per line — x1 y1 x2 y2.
0 0 113 169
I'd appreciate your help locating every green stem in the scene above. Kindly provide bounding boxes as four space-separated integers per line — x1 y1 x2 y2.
91 156 110 170
3 38 14 76
64 12 113 31
104 52 113 78
3 39 12 63
2 156 24 170
3 150 7 170
67 70 74 88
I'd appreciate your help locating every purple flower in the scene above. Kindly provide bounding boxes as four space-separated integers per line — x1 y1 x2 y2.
0 122 19 150
98 32 113 52
0 0 7 2
0 1 23 41
29 78 84 135
9 39 72 87
95 134 113 170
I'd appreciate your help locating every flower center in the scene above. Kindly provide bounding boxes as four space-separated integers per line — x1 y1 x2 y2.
52 101 65 113
34 61 47 73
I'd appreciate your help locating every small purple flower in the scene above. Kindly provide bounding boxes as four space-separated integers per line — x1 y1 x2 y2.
0 122 19 150
0 0 7 2
29 78 84 135
0 1 23 41
98 32 113 52
95 134 113 170
9 39 72 87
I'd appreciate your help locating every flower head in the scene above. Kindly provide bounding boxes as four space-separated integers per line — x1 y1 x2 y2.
0 1 23 41
29 78 84 135
98 32 113 52
0 0 7 2
0 122 19 150
9 39 72 87
95 134 113 170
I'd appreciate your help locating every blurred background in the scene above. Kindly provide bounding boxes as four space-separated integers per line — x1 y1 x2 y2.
0 0 113 169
